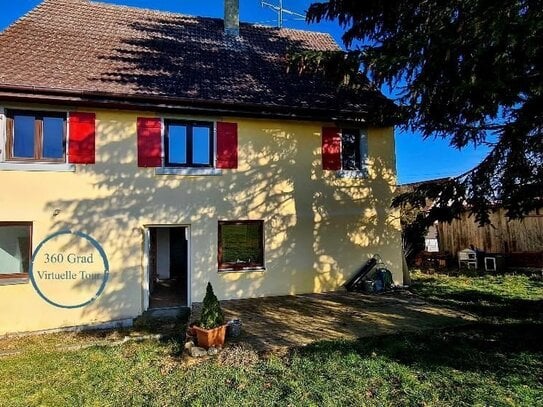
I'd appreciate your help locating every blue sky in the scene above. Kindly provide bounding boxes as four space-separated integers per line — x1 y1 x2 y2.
0 0 489 184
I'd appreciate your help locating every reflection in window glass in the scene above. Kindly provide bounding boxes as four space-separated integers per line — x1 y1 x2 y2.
165 121 213 167
219 221 264 269
192 126 211 165
341 129 360 170
0 224 31 275
359 130 368 167
168 125 187 164
13 115 35 158
8 112 67 162
43 117 64 159
341 128 368 171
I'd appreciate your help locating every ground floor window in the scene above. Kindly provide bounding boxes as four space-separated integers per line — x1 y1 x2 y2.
218 220 264 270
0 222 32 279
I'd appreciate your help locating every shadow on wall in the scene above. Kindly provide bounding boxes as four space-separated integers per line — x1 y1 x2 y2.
44 121 400 317
40 16 400 319
311 152 401 292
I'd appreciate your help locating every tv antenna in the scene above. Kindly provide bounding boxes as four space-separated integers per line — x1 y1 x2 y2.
260 1 306 28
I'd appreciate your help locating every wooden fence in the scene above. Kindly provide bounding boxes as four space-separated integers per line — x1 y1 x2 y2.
437 208 543 255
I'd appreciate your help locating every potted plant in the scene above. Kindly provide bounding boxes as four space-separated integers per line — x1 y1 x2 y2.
193 282 227 349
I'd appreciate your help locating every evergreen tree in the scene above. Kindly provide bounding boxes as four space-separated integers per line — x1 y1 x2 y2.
199 282 225 329
294 0 542 225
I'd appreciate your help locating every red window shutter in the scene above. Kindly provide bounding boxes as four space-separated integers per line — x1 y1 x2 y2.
322 127 341 170
68 112 96 164
216 122 238 169
137 117 162 167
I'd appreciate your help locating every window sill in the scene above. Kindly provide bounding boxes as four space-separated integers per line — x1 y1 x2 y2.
0 276 29 286
155 167 222 176
0 162 75 172
336 169 368 179
218 267 266 273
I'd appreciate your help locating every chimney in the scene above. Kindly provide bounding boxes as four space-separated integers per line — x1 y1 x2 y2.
224 0 240 37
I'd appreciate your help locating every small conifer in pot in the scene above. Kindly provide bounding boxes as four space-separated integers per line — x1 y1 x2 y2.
194 282 227 349
200 282 225 329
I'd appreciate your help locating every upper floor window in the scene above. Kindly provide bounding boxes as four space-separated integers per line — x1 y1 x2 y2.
0 222 32 280
5 110 66 162
322 127 369 176
341 128 368 171
137 118 237 171
165 121 214 168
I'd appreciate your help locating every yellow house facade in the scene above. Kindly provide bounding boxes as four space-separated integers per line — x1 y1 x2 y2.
0 0 402 335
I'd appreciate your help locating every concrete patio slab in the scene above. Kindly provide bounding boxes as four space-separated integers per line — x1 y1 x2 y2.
196 290 476 352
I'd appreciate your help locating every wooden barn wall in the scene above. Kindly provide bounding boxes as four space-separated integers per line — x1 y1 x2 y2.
437 209 543 255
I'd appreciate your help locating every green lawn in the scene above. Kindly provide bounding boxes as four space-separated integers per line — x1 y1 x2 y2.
409 271 543 321
1 273 542 406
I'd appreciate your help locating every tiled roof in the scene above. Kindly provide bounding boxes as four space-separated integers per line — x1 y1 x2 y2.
0 0 396 122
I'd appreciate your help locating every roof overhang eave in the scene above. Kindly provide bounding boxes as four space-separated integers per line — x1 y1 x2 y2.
0 84 397 126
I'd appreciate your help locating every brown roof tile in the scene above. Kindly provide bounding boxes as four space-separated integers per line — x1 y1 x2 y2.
0 0 395 122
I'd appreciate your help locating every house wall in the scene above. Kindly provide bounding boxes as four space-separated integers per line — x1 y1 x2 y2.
0 106 401 335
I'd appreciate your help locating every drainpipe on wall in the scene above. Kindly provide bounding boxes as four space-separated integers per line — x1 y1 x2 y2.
224 0 240 37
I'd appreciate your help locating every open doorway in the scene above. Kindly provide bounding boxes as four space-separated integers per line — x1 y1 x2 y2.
148 226 189 308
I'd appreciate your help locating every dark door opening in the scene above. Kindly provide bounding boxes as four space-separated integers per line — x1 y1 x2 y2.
148 226 188 308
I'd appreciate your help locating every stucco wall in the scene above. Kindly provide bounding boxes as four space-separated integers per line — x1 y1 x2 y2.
0 106 401 335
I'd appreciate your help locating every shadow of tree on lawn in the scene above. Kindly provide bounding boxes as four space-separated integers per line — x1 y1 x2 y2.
409 276 543 320
298 322 543 376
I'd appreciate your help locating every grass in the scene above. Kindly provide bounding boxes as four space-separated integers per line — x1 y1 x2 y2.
0 272 542 406
409 270 543 321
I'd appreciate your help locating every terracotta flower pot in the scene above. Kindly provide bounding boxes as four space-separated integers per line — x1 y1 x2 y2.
193 324 227 349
